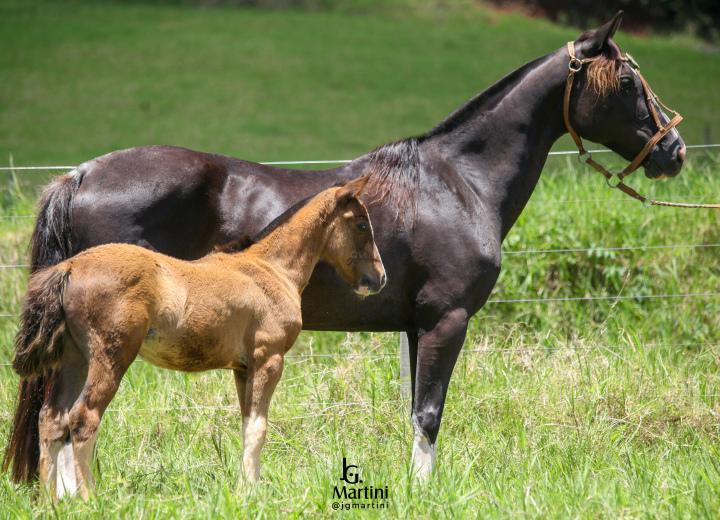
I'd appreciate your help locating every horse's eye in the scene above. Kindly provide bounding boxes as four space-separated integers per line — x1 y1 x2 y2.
356 222 369 233
620 77 633 90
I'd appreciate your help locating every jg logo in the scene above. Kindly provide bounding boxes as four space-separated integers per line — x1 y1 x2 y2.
339 457 363 484
332 457 389 509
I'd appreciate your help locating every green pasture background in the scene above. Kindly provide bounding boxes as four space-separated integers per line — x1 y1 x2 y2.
1 1 720 518
2 0 719 169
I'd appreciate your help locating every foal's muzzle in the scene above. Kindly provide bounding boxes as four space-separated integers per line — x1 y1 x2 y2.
355 273 386 296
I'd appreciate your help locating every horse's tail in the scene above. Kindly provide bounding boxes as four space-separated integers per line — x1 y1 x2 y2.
4 169 83 483
3 264 71 483
30 169 83 273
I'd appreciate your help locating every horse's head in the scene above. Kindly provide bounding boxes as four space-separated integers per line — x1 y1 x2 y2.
324 174 386 296
567 11 685 179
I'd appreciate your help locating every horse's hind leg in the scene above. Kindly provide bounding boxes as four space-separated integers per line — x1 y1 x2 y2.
236 344 285 485
38 341 87 500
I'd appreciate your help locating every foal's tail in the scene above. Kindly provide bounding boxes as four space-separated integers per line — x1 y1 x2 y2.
3 264 71 483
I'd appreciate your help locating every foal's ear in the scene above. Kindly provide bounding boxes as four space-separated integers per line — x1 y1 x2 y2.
335 173 372 203
576 10 623 57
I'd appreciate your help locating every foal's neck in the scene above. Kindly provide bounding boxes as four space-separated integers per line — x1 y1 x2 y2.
244 194 335 293
427 49 569 239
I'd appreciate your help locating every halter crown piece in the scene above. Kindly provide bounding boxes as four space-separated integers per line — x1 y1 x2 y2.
563 41 718 209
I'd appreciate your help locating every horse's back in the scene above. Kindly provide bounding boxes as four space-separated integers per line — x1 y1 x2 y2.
68 145 344 261
69 146 235 260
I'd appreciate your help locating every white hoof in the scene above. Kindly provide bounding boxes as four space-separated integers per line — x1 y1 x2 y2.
56 440 78 498
410 428 436 481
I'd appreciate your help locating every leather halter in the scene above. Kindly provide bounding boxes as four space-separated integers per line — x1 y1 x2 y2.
561 41 717 208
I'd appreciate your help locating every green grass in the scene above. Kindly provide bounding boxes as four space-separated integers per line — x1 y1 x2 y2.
1 1 720 518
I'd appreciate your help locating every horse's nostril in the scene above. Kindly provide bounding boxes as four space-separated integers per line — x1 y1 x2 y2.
380 274 387 286
678 145 686 162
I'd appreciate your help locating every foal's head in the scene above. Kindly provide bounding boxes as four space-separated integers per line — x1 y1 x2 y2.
324 175 386 296
567 12 685 179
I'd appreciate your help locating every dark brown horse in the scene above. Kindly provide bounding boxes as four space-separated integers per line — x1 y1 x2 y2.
5 13 685 482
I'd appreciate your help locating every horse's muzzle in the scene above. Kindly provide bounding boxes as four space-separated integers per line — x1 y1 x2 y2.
644 142 685 180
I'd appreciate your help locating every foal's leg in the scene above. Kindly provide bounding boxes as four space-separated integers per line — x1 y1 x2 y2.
68 347 137 499
238 346 285 485
38 342 87 500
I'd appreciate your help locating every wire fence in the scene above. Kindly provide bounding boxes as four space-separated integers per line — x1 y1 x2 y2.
0 290 717 320
101 390 720 415
1 243 718 270
0 146 718 414
1 340 718 367
2 193 720 221
1 143 719 172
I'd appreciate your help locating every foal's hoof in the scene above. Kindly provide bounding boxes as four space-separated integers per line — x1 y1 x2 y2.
237 472 260 490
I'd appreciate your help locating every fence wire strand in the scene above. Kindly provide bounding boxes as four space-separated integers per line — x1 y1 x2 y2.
1 243 718 270
1 290 717 319
2 341 718 367
1 144 718 171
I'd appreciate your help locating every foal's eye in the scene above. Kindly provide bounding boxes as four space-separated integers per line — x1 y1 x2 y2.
620 77 633 90
356 222 369 233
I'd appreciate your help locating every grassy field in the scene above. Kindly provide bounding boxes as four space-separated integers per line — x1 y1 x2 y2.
1 1 720 518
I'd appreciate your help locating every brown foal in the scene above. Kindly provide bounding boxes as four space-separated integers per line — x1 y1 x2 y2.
10 174 385 500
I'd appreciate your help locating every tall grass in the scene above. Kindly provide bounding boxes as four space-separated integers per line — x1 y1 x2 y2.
1 154 719 518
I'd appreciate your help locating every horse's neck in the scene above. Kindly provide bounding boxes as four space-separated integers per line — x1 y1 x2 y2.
247 196 333 292
428 49 569 239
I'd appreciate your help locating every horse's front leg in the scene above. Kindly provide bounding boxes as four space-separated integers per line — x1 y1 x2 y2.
237 345 285 485
411 308 469 480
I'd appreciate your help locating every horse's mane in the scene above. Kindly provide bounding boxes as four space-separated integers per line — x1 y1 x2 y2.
577 33 624 98
365 137 422 221
214 193 318 254
217 139 422 249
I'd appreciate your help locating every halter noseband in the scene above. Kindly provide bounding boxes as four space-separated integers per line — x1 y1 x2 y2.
563 41 697 207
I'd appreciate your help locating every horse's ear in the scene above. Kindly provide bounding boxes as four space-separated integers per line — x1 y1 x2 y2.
335 173 372 203
576 11 623 57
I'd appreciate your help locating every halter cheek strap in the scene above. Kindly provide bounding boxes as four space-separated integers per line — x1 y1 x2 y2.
562 42 716 209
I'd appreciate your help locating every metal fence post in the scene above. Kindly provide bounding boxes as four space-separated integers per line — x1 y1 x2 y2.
400 332 411 413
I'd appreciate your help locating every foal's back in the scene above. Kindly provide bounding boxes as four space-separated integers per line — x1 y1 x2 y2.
59 243 300 372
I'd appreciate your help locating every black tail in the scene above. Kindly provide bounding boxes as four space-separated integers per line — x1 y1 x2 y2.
30 169 83 273
3 171 83 483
